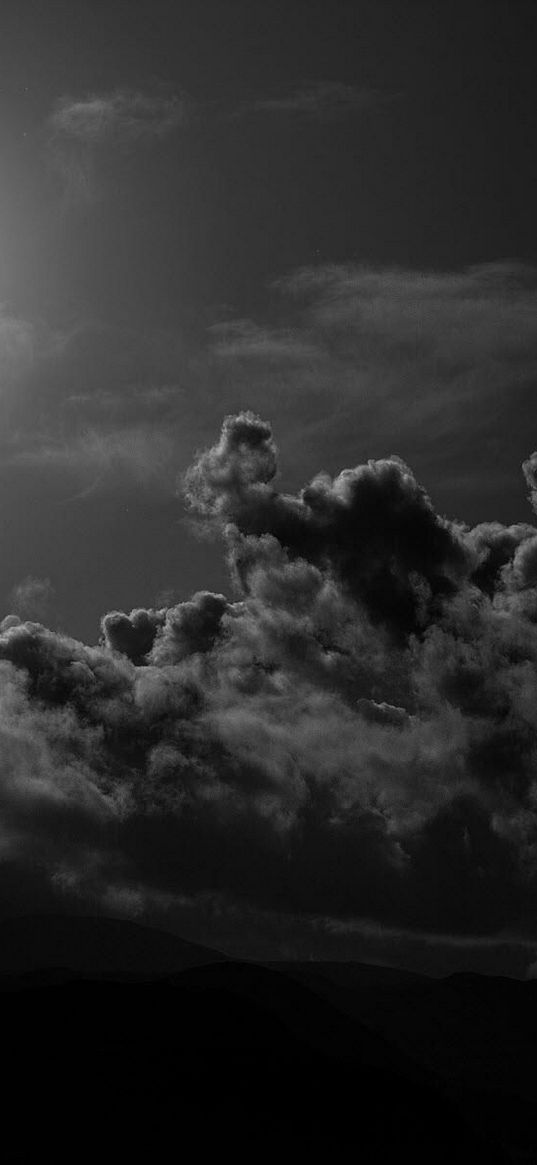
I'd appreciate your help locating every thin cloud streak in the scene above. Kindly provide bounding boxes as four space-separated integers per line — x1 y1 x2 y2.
207 261 537 511
50 88 192 144
4 261 537 517
208 319 320 363
232 81 392 121
12 426 177 500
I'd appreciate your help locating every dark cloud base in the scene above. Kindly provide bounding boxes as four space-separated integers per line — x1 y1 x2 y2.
2 411 537 967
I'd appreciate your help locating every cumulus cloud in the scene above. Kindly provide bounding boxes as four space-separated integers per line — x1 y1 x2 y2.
102 607 166 665
184 411 472 636
2 412 537 959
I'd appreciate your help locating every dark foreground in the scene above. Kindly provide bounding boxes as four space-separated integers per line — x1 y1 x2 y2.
0 917 535 1162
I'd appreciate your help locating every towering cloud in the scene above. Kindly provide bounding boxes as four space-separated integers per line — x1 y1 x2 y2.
185 411 473 636
1 412 537 957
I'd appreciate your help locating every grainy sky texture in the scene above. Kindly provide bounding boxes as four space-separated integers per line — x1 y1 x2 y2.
0 0 536 971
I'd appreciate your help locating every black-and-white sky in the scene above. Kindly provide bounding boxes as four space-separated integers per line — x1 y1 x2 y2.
1 0 537 973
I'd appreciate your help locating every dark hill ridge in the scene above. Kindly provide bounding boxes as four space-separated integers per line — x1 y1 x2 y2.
0 959 499 1163
276 960 537 1098
0 916 533 1161
276 960 537 1159
0 913 224 978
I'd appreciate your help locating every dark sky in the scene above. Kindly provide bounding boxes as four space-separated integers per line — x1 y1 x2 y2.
1 1 537 971
0 0 534 638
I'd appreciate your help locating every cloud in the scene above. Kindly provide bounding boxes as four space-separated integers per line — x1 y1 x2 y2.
238 82 388 121
275 261 537 358
8 577 56 623
205 262 537 516
0 310 63 436
1 413 537 960
184 411 472 637
49 87 191 203
13 426 177 499
7 260 537 521
0 316 210 502
208 320 319 363
0 313 35 379
101 607 165 665
50 89 190 144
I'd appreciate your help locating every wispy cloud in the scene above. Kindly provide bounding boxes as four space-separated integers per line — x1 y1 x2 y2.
208 319 319 363
49 87 192 203
6 262 537 520
237 81 391 121
0 310 58 429
13 426 177 500
0 311 36 379
8 576 56 623
205 261 537 512
50 88 191 144
275 261 537 356
47 81 387 204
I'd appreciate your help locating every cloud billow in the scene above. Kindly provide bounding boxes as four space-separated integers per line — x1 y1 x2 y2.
184 411 473 637
2 413 537 955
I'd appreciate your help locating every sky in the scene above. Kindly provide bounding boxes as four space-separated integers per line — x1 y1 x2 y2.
1 0 537 972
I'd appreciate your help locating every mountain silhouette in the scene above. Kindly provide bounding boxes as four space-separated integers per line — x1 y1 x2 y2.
0 916 531 1162
0 913 223 978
